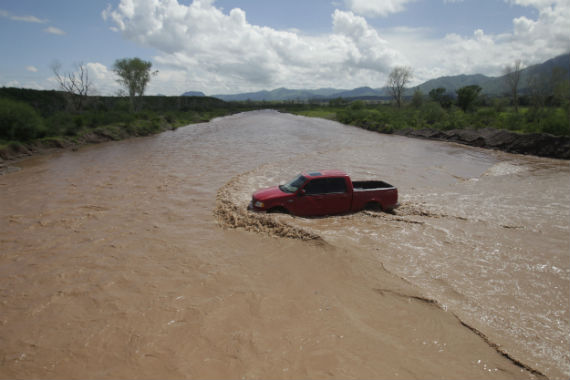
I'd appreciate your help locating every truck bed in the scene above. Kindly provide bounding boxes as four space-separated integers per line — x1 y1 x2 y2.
352 180 395 190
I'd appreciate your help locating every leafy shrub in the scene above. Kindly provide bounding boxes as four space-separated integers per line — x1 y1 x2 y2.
45 112 74 136
421 102 447 125
492 98 509 113
0 98 44 141
349 100 366 110
541 108 570 136
473 107 497 129
438 108 466 130
503 112 525 131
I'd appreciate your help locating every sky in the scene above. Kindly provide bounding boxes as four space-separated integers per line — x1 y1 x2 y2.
0 0 568 96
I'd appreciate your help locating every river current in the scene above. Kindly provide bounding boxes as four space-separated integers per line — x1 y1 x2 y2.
1 110 568 378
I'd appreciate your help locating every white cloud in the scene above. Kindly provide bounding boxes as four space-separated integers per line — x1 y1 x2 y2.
505 0 557 7
26 66 38 72
100 0 569 95
344 0 416 17
0 9 47 23
380 0 569 85
104 0 403 95
2 79 46 90
44 26 65 35
85 62 120 95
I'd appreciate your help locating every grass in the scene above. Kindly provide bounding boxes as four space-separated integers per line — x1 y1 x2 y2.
286 102 570 136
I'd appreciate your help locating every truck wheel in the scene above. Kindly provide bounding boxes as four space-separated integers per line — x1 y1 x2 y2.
365 202 383 212
268 206 289 214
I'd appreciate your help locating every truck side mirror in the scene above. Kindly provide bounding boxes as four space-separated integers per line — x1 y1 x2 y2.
298 189 306 196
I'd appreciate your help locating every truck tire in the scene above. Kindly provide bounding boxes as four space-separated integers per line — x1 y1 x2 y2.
364 202 383 211
268 206 289 214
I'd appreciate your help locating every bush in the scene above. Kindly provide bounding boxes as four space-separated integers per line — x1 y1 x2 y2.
541 108 570 136
438 108 466 130
503 112 525 131
421 102 447 125
473 107 497 129
0 98 44 141
45 112 74 136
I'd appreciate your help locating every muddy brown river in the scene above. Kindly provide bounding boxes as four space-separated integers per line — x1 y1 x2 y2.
1 110 568 379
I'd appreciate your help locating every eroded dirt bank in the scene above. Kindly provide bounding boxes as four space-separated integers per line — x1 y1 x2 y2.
393 127 570 159
1 111 568 379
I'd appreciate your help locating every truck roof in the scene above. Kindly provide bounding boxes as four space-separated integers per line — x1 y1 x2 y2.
302 170 348 179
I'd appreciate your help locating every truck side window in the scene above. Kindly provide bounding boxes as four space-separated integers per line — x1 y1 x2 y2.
327 178 347 194
304 179 327 195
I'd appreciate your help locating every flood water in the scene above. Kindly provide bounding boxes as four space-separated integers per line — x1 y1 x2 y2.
1 110 568 379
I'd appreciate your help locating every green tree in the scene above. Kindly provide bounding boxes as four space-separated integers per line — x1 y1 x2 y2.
551 67 570 108
112 58 157 112
503 59 522 113
429 87 453 108
456 85 482 112
0 98 44 141
411 88 424 108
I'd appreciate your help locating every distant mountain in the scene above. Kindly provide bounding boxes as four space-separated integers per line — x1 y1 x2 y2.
184 53 569 101
413 53 569 96
182 91 206 97
211 87 349 102
415 74 492 95
332 86 387 98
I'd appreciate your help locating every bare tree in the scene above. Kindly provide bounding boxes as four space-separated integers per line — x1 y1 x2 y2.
51 61 92 112
503 59 522 113
386 66 413 108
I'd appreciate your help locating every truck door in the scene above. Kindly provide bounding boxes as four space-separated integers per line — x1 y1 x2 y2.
290 178 326 216
321 177 351 215
294 177 351 216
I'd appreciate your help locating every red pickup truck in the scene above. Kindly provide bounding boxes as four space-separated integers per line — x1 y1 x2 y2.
250 170 399 217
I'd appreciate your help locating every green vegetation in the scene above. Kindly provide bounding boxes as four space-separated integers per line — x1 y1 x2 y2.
287 80 569 137
113 57 157 112
0 87 253 159
1 56 568 162
0 98 44 141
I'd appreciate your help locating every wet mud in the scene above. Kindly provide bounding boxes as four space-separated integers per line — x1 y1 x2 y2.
1 111 568 379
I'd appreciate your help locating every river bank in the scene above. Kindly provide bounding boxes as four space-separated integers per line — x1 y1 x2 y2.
393 127 570 159
0 110 245 175
288 107 570 160
0 129 165 175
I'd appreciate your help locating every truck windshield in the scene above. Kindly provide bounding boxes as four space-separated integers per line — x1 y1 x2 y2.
279 175 307 193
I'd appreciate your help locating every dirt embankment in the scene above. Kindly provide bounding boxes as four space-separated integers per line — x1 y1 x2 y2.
394 127 570 159
0 133 114 175
0 124 180 174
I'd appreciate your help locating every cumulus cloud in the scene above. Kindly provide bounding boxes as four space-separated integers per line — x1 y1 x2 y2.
83 62 120 95
26 66 38 72
102 0 569 95
380 0 569 84
103 0 403 94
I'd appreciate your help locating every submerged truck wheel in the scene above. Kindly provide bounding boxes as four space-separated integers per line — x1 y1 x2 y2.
364 202 383 211
268 206 289 214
